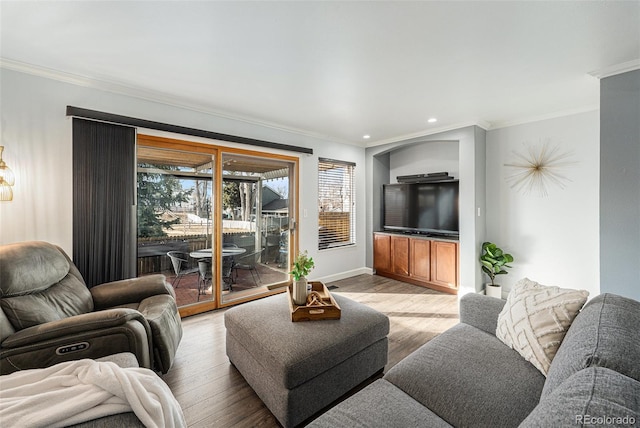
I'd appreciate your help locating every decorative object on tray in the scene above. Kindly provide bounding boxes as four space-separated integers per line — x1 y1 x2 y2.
288 281 341 322
306 291 327 306
290 250 315 305
480 241 514 299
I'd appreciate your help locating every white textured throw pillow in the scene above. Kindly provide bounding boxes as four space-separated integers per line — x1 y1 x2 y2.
496 278 589 376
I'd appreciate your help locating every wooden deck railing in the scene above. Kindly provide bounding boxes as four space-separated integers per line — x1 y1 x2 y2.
136 233 258 275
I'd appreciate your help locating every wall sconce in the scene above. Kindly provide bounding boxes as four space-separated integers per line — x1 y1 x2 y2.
0 146 15 201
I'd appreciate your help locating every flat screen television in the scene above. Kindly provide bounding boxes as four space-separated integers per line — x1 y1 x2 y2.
383 180 459 237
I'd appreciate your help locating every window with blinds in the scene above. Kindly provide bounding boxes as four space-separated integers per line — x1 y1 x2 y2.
318 158 355 250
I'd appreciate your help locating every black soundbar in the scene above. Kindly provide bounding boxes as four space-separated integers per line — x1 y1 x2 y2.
397 172 454 183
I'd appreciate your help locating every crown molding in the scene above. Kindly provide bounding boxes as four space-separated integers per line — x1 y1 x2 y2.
1 57 611 149
1 58 96 88
364 103 601 147
0 58 357 147
588 59 640 79
365 120 491 148
489 105 599 130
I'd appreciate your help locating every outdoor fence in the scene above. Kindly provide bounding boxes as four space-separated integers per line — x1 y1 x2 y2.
137 232 260 275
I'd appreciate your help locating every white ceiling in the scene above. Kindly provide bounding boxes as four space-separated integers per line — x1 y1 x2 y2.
1 1 639 146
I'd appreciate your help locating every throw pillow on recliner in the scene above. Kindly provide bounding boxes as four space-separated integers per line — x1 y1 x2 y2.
496 278 589 376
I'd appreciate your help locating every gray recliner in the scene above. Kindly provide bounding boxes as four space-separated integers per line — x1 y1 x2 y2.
0 241 182 375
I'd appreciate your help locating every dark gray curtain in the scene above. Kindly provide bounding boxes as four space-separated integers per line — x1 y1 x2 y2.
73 118 136 287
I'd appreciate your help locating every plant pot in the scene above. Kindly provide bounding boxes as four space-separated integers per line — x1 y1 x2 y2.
293 277 308 305
485 283 502 299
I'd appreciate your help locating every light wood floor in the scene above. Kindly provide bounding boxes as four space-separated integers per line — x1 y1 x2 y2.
162 274 460 427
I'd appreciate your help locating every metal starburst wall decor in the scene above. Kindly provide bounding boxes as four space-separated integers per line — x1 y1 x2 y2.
504 139 576 197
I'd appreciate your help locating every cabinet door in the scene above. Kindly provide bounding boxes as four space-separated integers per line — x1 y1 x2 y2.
409 238 431 282
373 234 391 273
430 241 458 289
391 235 410 276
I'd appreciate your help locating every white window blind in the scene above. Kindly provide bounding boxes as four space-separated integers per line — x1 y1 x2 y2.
318 158 355 250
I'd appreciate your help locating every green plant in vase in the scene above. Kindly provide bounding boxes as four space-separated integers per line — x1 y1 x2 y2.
480 242 513 298
290 251 315 305
290 250 315 281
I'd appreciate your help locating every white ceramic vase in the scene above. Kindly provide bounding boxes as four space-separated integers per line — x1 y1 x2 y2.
293 277 308 305
485 283 502 299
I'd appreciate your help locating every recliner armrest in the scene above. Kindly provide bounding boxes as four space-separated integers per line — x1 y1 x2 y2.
91 275 175 310
2 308 149 348
459 293 506 336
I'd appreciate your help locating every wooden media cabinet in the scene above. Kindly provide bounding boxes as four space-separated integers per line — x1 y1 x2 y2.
373 232 459 294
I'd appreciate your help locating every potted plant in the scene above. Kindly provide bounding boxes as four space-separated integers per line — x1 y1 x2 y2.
290 250 315 305
480 241 514 299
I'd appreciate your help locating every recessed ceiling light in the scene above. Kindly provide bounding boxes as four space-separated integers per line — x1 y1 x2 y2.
363 135 371 139
428 118 438 123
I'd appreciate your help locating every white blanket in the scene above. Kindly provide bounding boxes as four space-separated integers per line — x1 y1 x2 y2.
0 359 186 428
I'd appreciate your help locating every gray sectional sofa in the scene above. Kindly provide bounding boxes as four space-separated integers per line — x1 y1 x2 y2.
310 292 640 427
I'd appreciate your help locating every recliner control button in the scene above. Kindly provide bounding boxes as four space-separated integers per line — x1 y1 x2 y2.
56 342 90 355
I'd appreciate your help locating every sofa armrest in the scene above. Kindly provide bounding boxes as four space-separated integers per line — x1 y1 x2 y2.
91 275 175 310
2 308 149 348
459 293 506 336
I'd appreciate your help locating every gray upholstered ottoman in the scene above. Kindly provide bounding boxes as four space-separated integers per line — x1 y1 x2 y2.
224 292 389 427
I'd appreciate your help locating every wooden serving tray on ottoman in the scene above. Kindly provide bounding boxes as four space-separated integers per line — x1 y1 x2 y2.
287 281 341 322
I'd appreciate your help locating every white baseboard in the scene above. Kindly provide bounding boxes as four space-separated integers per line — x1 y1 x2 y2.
315 267 373 284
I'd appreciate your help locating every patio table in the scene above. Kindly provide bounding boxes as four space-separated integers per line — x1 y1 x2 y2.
190 248 247 288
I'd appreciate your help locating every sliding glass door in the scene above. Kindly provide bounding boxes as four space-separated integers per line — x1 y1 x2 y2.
136 145 216 309
136 135 298 314
220 152 294 305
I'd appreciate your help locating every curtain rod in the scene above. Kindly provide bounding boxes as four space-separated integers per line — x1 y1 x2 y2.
66 106 313 155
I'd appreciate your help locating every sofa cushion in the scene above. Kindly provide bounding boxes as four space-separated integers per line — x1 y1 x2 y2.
0 309 15 343
0 241 94 331
496 278 588 376
542 293 640 398
384 323 545 427
308 379 452 428
459 292 506 335
521 367 640 427
66 412 144 428
137 294 183 374
0 241 70 296
95 352 140 368
38 354 144 428
0 273 94 330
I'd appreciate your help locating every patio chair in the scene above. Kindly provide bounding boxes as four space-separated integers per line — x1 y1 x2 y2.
222 256 234 291
197 259 212 301
278 231 288 268
167 251 199 288
232 248 265 287
262 233 280 263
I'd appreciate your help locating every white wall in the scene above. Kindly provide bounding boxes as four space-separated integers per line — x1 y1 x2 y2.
303 140 367 281
485 111 600 297
389 140 460 181
0 68 366 280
